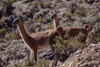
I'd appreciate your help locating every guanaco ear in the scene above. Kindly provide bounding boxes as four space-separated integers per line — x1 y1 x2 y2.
83 24 91 31
12 15 21 25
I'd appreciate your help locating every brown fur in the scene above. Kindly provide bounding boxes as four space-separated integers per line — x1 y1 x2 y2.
51 14 90 44
56 24 90 44
12 18 62 66
51 13 59 30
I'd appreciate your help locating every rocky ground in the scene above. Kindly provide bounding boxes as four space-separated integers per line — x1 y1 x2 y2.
0 0 100 67
61 43 100 67
0 40 100 67
0 40 55 67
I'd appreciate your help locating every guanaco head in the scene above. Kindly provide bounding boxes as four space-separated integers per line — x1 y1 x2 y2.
51 10 57 19
83 24 91 31
12 18 20 25
56 26 64 37
51 13 57 19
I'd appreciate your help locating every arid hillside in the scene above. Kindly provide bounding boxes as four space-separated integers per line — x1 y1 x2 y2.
0 0 100 67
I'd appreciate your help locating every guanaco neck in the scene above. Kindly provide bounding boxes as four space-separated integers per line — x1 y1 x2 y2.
53 16 59 30
17 22 30 41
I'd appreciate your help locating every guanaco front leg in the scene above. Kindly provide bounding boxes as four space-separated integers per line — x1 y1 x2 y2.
34 48 38 63
30 50 34 62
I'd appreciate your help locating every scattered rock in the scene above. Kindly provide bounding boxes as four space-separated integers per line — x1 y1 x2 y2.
60 45 100 67
0 0 100 67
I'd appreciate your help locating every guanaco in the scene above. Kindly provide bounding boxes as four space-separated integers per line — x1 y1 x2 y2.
12 16 63 67
51 13 90 44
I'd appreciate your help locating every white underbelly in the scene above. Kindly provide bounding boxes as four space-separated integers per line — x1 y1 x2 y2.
38 38 50 50
38 45 50 51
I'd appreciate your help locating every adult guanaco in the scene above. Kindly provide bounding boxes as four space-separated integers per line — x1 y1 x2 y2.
51 13 90 44
12 16 63 67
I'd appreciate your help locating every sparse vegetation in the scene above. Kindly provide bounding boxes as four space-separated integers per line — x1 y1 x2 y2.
66 12 72 19
88 26 100 44
0 0 15 16
53 31 85 61
69 1 77 14
0 44 3 50
35 59 50 67
84 0 96 4
0 0 14 7
0 28 6 39
39 0 44 8
5 32 13 42
0 62 6 67
95 15 100 23
13 29 21 40
75 7 88 18
14 58 50 67
44 2 52 8
0 0 100 67
7 48 12 53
